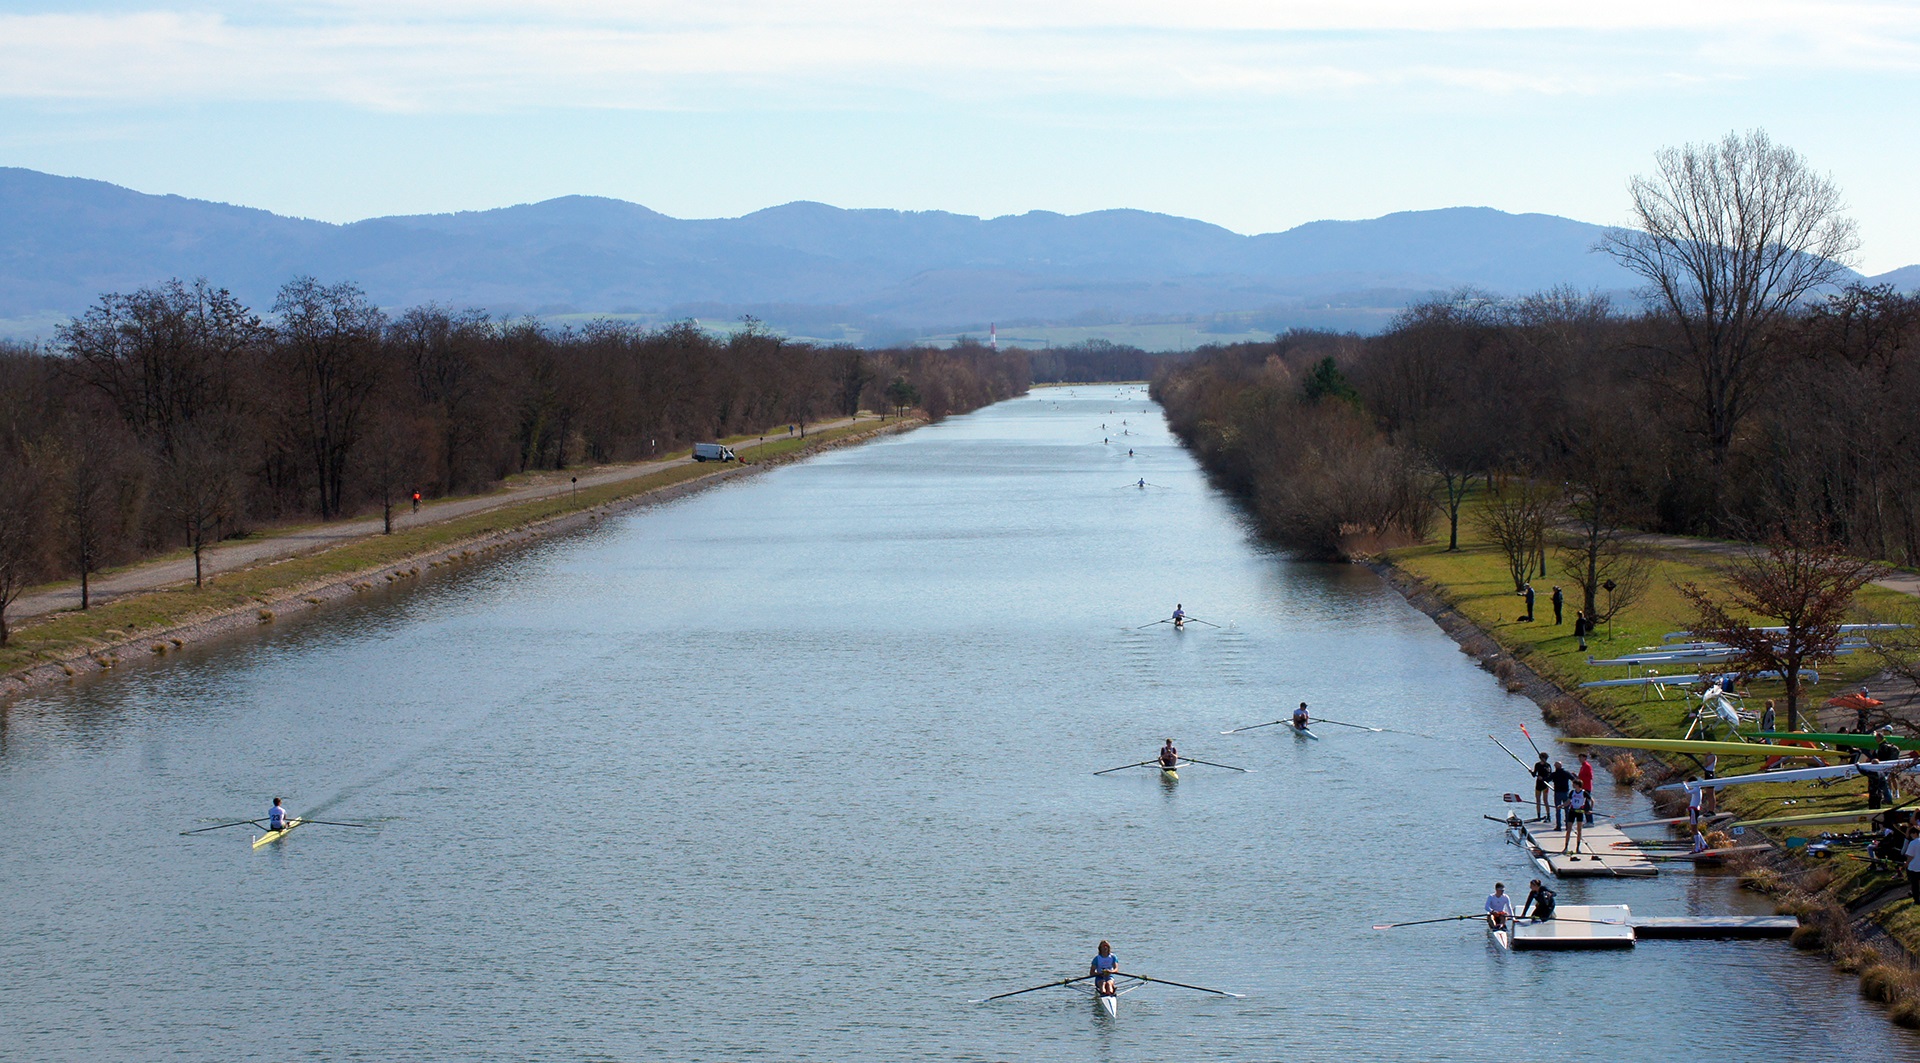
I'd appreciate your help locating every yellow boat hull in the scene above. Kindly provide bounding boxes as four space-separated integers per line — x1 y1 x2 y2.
253 818 303 848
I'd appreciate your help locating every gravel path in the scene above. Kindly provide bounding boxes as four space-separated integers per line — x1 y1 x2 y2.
11 420 857 621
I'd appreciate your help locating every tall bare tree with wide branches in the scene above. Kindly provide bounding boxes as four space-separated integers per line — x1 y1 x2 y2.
1602 131 1858 493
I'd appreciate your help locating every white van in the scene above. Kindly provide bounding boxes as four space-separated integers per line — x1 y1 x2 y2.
692 442 738 462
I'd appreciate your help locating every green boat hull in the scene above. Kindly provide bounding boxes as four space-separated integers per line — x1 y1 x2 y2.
1749 730 1920 751
1558 736 1848 760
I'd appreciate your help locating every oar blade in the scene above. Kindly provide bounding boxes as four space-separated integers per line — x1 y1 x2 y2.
180 819 264 836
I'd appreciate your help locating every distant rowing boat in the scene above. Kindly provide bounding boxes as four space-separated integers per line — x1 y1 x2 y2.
253 818 303 848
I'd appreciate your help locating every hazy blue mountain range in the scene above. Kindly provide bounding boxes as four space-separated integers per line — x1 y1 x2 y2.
1 167 1910 344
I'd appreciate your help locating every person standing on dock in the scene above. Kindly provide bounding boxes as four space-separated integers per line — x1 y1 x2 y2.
1563 787 1588 853
1520 879 1556 921
1576 753 1596 824
1532 753 1552 822
1549 760 1573 830
1486 883 1514 930
1684 777 1704 828
1904 831 1920 901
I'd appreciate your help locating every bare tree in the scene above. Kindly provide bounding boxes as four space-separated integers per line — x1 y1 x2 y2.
1678 528 1882 729
275 278 385 518
56 279 263 458
0 448 49 645
1474 482 1561 594
158 423 240 588
1556 481 1651 625
50 430 135 609
1602 131 1858 478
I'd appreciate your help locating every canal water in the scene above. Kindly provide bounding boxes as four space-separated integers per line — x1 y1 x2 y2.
0 385 1902 1061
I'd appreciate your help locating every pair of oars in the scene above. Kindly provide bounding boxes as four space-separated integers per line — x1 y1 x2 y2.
1138 616 1221 629
1373 913 1626 930
1092 757 1253 775
1224 717 1429 738
970 971 1245 1002
180 817 370 835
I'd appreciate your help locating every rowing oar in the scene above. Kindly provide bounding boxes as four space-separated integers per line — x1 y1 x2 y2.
1221 720 1286 734
1136 619 1172 629
1094 760 1159 776
1180 757 1253 773
1490 735 1530 769
298 820 371 828
1315 717 1435 739
1372 914 1482 930
1184 617 1223 628
180 819 264 835
1519 723 1542 757
1126 973 1245 998
968 975 1095 1003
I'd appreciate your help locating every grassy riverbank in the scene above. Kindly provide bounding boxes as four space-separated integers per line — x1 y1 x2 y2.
1381 495 1920 1005
0 417 906 684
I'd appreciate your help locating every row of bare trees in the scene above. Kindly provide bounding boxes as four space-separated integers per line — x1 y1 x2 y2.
1158 131 1919 568
0 279 1031 643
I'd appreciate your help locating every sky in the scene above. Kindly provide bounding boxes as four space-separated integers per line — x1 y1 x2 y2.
2 1 1917 273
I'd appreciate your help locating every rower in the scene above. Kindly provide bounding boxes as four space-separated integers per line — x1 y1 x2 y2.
267 797 290 832
1137 478 1147 488
1172 603 1185 629
1485 883 1514 931
1090 941 1119 997
1520 879 1556 921
1159 739 1179 768
1292 702 1311 732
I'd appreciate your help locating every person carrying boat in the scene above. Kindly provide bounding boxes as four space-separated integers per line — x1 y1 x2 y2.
1691 828 1710 854
1159 739 1179 769
1684 776 1704 828
1519 879 1556 922
1090 941 1119 997
1292 702 1311 732
267 797 290 832
1485 883 1515 931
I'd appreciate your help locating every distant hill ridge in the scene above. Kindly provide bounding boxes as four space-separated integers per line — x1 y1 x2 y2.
0 167 1910 343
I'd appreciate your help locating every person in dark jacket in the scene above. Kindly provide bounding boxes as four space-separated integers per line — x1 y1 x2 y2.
1551 586 1564 625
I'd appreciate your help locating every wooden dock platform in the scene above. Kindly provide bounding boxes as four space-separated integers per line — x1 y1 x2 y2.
1503 815 1659 878
1631 916 1799 940
1494 904 1636 950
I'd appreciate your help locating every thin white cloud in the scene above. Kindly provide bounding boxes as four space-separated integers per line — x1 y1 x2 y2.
0 3 1915 111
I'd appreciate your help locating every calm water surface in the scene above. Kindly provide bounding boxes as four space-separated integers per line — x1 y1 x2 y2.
0 386 1904 1061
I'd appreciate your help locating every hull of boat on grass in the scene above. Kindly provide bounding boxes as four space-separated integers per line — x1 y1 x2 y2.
1558 737 1848 761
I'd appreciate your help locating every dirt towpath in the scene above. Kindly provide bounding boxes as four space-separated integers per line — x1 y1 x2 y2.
12 420 856 622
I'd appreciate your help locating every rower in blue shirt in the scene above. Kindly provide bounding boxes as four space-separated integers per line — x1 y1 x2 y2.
1090 941 1119 998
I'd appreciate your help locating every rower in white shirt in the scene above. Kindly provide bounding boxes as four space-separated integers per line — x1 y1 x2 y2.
1485 883 1515 930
